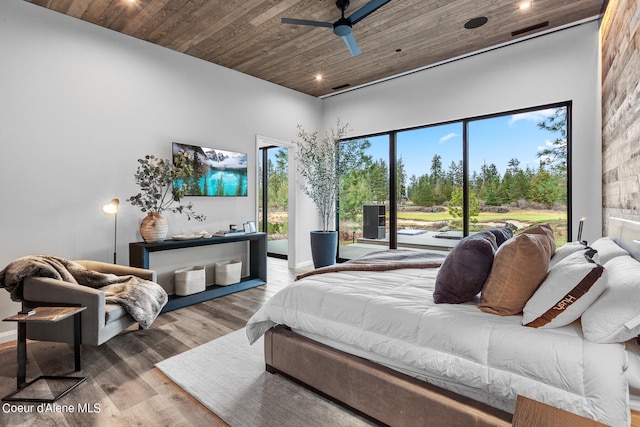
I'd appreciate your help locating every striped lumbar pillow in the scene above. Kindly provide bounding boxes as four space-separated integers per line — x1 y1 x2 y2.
522 249 606 328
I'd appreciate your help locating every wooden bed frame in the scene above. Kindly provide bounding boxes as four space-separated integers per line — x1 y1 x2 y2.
265 326 512 426
264 217 640 426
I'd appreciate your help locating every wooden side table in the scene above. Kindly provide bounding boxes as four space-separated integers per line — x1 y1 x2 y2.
2 306 87 403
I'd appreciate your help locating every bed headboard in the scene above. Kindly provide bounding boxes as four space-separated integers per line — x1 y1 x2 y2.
608 217 640 262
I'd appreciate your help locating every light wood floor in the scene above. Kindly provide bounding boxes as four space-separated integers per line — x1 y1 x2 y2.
0 257 304 427
1 258 638 426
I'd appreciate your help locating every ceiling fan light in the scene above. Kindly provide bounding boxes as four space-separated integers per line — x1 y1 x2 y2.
333 20 352 36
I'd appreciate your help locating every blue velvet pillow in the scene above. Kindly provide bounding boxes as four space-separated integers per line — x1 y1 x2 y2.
485 227 513 247
433 231 498 304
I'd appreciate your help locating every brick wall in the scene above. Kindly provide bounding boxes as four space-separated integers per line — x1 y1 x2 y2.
601 0 640 233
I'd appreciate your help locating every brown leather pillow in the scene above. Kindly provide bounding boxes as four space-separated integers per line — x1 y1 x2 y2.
520 224 556 256
479 225 555 316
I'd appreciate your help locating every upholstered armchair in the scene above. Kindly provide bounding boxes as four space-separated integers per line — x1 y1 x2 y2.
21 260 157 346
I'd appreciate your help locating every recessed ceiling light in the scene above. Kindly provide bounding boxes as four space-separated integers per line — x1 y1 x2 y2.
315 74 323 81
519 1 533 10
464 17 488 30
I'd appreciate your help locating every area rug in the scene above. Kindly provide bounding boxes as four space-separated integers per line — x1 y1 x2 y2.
155 328 374 427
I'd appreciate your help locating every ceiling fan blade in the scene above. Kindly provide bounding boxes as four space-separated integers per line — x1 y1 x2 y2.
342 33 362 56
281 18 333 28
348 0 392 25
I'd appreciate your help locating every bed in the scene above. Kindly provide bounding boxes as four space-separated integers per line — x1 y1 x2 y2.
246 217 640 427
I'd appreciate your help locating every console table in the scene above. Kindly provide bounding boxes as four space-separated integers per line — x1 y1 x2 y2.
129 232 267 313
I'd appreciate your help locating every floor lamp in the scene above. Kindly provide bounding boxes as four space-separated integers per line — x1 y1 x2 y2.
102 199 119 264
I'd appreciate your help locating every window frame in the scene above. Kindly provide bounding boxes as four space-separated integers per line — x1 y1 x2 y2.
336 101 572 263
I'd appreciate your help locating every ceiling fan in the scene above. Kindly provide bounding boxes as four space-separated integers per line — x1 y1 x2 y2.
281 0 392 57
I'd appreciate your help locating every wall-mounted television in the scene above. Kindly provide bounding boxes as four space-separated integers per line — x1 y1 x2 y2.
172 142 248 197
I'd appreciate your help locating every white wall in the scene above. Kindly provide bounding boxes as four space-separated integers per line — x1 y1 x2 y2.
322 21 602 246
0 0 321 339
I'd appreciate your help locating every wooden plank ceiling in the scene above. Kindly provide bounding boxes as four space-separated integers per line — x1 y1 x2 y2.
25 0 606 97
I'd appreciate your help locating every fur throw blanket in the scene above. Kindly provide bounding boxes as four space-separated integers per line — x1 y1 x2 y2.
0 255 167 329
295 249 445 281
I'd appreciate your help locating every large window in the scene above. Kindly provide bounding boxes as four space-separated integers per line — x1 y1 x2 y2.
468 107 569 245
337 103 570 261
337 135 389 260
397 123 464 251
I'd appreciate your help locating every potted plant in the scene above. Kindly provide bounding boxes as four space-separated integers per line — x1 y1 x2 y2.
294 120 367 267
127 151 206 243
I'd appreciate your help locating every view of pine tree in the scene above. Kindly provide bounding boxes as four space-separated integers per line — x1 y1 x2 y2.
448 160 463 187
267 149 288 210
407 175 418 203
367 159 389 204
537 108 567 173
409 175 435 206
448 187 479 224
530 166 562 205
429 154 449 205
500 159 531 203
483 180 501 206
429 154 444 184
340 169 372 222
396 157 407 201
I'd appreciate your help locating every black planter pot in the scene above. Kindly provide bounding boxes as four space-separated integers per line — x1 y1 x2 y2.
310 230 338 268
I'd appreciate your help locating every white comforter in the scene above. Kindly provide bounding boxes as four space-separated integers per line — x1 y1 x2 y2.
246 267 630 427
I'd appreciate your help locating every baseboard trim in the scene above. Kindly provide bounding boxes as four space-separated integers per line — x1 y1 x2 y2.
0 329 16 345
294 260 314 269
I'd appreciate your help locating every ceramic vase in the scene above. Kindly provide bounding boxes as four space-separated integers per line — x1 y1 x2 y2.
140 212 168 243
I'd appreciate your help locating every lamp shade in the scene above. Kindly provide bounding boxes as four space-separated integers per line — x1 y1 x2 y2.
103 199 119 215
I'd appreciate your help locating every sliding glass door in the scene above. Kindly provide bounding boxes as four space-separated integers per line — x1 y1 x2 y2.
258 146 289 258
396 123 464 254
337 135 389 260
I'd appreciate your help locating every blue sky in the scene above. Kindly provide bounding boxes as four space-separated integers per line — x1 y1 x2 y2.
366 107 563 178
265 107 564 179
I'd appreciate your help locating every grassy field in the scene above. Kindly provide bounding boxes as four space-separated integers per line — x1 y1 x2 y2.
397 208 567 224
393 207 568 246
268 207 569 246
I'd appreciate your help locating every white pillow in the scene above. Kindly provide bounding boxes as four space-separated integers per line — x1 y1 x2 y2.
523 249 606 328
549 241 590 269
590 237 629 264
582 255 640 343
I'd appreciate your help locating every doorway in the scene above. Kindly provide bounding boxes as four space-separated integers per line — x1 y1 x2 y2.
257 136 295 264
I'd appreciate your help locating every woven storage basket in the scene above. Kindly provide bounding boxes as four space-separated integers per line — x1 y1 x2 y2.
215 259 242 286
174 265 206 296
